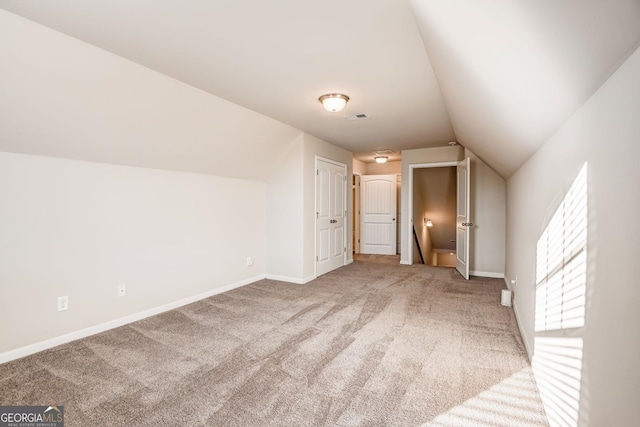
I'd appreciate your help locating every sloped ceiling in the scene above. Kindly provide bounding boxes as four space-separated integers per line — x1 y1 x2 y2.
1 0 639 177
410 0 640 176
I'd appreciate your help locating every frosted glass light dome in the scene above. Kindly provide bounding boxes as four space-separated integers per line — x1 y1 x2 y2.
319 93 349 112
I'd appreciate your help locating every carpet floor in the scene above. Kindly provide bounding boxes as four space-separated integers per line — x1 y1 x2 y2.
0 256 549 426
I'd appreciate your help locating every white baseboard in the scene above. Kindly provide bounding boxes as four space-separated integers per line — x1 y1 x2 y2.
513 302 533 361
301 275 316 284
346 259 354 265
400 260 412 265
470 270 504 279
265 274 316 284
0 274 265 365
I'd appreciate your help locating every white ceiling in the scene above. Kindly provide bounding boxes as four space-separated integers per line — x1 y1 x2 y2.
1 0 638 176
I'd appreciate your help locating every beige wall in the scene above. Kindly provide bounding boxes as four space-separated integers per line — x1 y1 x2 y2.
436 252 456 267
467 150 506 277
506 46 640 425
413 167 457 251
365 160 402 175
412 173 433 264
400 146 464 263
353 158 367 175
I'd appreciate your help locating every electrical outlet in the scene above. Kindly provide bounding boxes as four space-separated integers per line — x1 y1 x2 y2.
511 275 518 288
246 257 253 267
57 296 68 312
117 283 126 297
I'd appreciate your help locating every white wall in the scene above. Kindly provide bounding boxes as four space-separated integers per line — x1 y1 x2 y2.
0 152 266 356
266 134 305 281
506 46 640 425
303 134 353 280
467 150 506 277
0 10 320 360
0 10 300 182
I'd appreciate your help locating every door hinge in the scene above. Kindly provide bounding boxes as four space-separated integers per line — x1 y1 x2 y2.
316 212 319 218
316 256 318 262
317 169 319 175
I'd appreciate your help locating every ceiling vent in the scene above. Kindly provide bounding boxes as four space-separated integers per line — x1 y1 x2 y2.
345 113 369 121
374 149 394 155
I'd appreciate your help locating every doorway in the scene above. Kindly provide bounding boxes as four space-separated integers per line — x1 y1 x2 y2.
407 159 471 279
411 166 457 266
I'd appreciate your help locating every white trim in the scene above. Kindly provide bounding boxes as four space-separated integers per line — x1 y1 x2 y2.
513 302 533 361
407 161 458 266
400 260 412 265
265 274 316 284
507 276 532 361
0 274 265 364
302 275 316 284
346 258 354 265
470 270 505 278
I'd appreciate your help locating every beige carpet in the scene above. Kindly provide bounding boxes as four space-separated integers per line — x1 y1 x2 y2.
0 256 549 426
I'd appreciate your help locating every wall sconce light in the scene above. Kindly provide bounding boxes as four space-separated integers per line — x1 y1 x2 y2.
374 156 388 164
424 218 433 227
319 93 349 112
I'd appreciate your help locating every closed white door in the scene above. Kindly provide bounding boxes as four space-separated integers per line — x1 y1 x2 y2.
456 158 471 279
360 175 397 255
316 159 346 276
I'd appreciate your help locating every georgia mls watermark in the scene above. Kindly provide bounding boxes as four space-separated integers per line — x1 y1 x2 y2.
0 406 64 427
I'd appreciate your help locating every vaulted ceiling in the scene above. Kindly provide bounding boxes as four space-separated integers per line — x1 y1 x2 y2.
1 0 639 177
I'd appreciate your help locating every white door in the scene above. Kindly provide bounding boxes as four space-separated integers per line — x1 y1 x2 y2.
316 159 347 276
456 158 471 279
353 175 361 254
361 175 397 255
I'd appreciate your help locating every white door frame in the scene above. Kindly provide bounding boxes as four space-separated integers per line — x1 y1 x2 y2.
315 156 347 277
406 161 459 265
360 174 397 255
353 173 361 254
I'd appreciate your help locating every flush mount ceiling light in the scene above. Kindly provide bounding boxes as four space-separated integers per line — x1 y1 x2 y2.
319 93 349 112
374 156 388 164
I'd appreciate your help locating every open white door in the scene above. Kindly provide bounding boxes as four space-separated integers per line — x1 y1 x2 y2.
360 175 397 255
316 158 347 276
456 158 471 279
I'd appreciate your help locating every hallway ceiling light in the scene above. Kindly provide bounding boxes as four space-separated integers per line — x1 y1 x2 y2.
425 219 433 227
375 156 388 164
319 93 349 112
